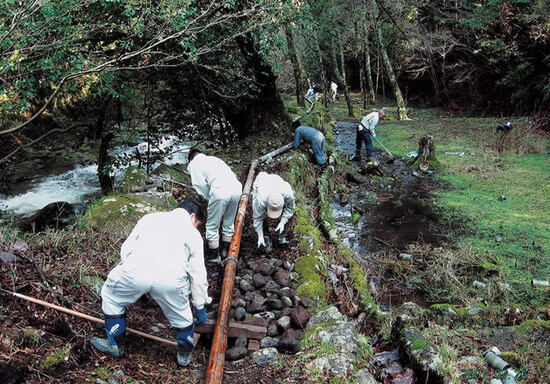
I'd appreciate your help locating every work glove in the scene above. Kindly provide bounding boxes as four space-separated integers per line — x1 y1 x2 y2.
275 221 286 235
194 307 207 326
257 236 266 248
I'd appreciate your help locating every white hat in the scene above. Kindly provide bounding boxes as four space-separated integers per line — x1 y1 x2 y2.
266 192 284 219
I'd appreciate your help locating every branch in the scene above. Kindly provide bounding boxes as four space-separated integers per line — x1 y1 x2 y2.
0 122 91 163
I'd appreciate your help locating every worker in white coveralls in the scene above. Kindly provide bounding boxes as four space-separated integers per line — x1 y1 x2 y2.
252 172 296 249
187 148 242 265
90 200 209 367
350 107 386 162
330 81 338 102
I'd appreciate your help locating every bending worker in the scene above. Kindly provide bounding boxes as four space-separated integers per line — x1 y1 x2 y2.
252 172 296 248
187 148 242 264
91 200 209 367
351 107 386 162
293 121 327 166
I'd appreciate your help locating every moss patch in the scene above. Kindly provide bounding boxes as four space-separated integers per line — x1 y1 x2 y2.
116 166 148 193
348 259 376 314
295 255 327 301
81 195 161 233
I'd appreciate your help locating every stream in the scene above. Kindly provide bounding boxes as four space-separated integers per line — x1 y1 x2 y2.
0 136 191 216
332 121 440 384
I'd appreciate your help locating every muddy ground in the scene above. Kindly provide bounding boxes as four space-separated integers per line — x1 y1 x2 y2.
332 121 445 309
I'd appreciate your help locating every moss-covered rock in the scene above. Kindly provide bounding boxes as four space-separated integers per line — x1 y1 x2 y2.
81 195 161 233
295 255 327 301
398 326 445 384
348 259 376 314
116 166 148 193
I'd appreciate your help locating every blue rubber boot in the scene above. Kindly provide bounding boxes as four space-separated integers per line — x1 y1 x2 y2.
175 325 194 367
91 313 126 357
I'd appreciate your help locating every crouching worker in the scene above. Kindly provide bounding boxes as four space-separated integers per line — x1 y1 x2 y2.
252 172 296 249
90 200 209 367
293 120 327 167
187 148 242 264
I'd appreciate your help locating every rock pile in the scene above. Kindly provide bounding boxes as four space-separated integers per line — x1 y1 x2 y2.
225 257 315 362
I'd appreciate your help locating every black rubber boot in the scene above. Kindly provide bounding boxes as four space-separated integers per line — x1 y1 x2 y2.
221 241 231 259
206 247 221 266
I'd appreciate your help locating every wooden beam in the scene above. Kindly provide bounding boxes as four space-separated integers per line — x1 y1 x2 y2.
195 319 266 340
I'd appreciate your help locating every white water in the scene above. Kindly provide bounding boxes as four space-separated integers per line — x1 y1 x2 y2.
0 136 192 215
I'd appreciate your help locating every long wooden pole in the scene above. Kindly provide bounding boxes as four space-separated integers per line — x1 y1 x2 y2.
0 288 177 346
205 143 293 384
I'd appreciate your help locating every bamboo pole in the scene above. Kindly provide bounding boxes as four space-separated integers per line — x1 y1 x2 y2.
0 288 177 346
205 143 293 384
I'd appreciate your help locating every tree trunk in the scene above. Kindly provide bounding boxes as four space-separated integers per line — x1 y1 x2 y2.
370 0 407 119
332 37 354 117
363 23 376 103
356 22 367 109
284 25 304 107
225 34 287 138
313 37 328 108
98 132 114 194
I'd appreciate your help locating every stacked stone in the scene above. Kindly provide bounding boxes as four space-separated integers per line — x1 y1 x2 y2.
225 257 315 362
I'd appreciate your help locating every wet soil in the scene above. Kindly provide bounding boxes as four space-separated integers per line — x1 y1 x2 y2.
333 121 444 308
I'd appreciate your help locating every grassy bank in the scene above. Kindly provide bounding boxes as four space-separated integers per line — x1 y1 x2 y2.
305 94 549 306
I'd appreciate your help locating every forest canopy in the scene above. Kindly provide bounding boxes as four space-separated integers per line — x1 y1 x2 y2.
1 0 548 191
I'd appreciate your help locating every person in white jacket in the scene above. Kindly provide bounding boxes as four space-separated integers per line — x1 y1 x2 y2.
187 149 242 264
351 107 386 162
330 81 338 102
252 172 296 248
90 200 209 367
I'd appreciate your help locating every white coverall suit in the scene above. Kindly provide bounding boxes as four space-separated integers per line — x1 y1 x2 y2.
101 208 208 329
252 172 296 242
187 153 242 249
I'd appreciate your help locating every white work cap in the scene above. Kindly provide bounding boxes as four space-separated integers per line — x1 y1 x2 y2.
266 191 284 219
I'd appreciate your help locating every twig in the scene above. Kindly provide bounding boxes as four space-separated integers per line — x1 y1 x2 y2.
15 253 51 289
373 236 397 249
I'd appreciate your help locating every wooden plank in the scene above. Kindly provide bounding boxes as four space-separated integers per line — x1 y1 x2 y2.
195 319 266 340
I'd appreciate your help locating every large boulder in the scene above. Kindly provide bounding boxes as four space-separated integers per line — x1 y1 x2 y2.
16 202 75 232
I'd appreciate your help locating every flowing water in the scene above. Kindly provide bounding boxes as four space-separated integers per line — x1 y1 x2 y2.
0 136 191 216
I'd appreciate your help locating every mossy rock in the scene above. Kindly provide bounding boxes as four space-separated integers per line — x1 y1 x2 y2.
151 163 190 185
81 195 161 233
117 166 148 193
513 319 550 339
295 255 327 301
348 259 376 314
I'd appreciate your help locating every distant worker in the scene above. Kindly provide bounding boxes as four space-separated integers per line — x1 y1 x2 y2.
252 172 296 249
293 121 327 166
350 108 386 162
90 200 209 367
187 148 242 264
304 86 316 106
330 81 338 102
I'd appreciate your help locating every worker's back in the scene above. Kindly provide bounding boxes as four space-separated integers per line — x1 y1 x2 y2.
119 209 202 280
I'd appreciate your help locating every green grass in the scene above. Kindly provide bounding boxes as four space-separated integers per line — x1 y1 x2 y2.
308 94 549 306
